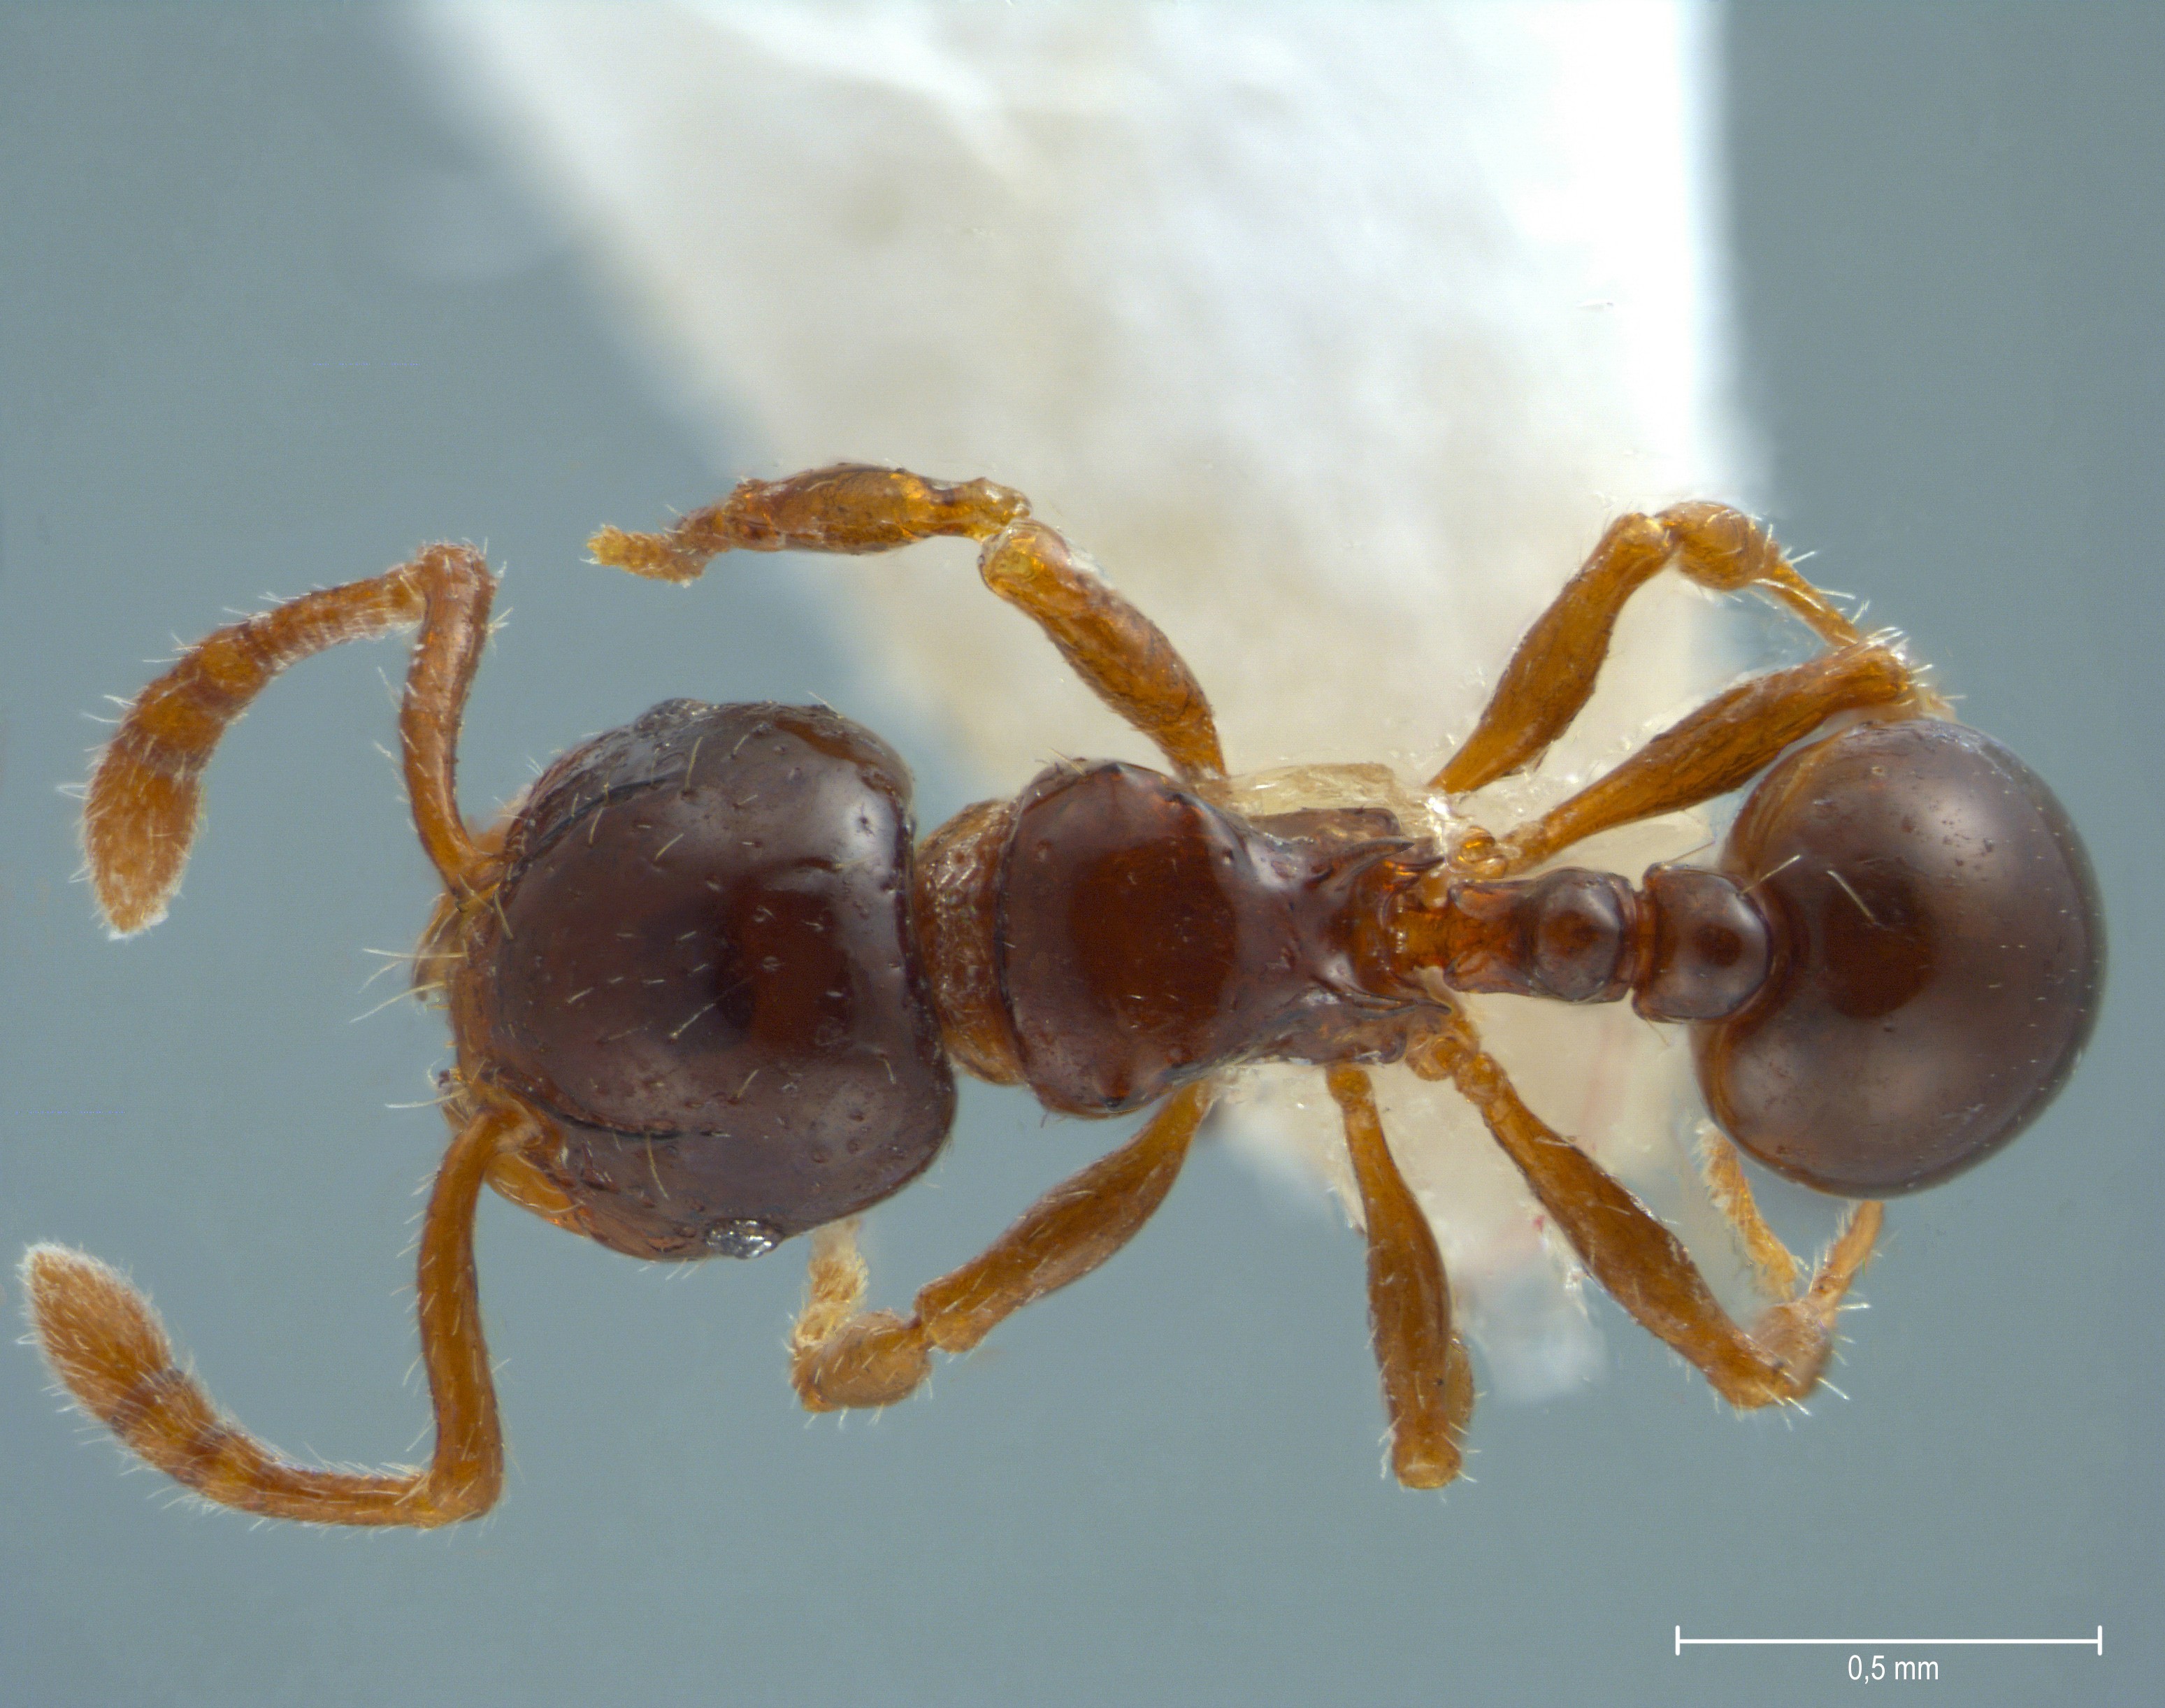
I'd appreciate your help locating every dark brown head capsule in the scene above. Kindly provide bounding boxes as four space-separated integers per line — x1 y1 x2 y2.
451 701 954 1258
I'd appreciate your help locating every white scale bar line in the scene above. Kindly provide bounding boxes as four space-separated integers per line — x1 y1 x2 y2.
1676 1626 2102 1656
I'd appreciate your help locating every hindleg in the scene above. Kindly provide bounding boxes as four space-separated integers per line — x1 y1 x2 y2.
1459 641 1915 876
1435 502 1898 797
591 466 1225 781
1697 1127 1805 1300
790 1081 1214 1410
1406 1010 1879 1409
23 1093 534 1526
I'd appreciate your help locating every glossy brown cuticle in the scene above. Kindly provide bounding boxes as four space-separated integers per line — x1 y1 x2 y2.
995 762 1414 1115
1697 718 2103 1195
49 466 2104 1529
460 701 954 1257
1634 864 1771 1023
1436 869 1641 1003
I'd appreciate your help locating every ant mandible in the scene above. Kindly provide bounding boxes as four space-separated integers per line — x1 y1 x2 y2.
24 465 2102 1524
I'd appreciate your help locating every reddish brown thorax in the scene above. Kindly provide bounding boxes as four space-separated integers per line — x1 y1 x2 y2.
981 763 1420 1114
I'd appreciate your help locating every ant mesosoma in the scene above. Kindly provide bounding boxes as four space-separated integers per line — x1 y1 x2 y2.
25 465 2101 1523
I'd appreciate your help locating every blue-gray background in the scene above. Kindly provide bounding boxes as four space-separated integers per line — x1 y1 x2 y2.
1 6 2155 1705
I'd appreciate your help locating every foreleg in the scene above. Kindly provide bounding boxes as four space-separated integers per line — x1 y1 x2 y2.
592 466 1225 780
790 1081 1214 1409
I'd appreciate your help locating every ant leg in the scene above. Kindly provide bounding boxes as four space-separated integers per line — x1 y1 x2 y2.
590 463 1030 573
1326 1065 1474 1489
1697 1128 1803 1300
786 1217 937 1409
974 519 1225 781
85 545 496 935
22 1093 533 1526
591 465 1225 781
1459 640 1913 877
1435 502 1890 796
790 1080 1214 1409
1407 1011 1880 1409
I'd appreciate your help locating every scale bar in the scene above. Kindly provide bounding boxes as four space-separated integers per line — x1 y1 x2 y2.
1676 1626 2101 1656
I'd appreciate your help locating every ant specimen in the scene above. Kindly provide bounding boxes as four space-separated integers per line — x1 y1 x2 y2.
24 465 2101 1523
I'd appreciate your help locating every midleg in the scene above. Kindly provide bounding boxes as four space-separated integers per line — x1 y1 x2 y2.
84 545 496 935
1406 1010 1880 1409
1434 501 1903 797
591 465 1226 780
791 1080 1214 1410
22 1093 533 1526
1326 1065 1474 1489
